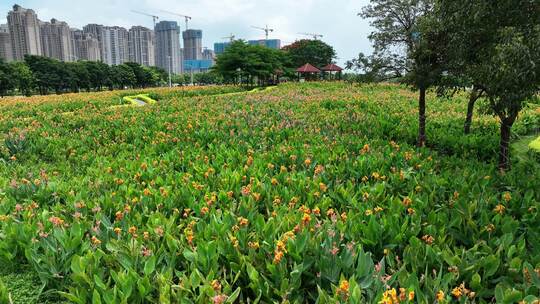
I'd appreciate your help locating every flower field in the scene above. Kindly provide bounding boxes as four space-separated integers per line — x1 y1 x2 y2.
0 82 539 303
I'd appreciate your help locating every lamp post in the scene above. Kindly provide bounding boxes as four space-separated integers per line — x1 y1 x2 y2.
168 55 172 88
236 68 242 86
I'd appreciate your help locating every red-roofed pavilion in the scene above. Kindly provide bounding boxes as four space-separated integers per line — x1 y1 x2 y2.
322 63 343 80
296 63 321 81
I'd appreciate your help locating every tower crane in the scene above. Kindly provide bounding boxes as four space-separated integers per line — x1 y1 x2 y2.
160 10 192 30
298 32 323 40
251 25 274 40
131 10 159 28
221 34 235 42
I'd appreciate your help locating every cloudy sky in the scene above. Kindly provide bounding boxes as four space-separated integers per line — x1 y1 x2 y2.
1 0 373 66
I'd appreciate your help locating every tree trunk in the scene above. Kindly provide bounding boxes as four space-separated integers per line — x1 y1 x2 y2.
464 89 480 134
498 116 515 172
417 87 427 147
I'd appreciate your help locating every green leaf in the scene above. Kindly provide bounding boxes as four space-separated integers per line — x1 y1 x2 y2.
93 289 102 304
144 255 156 276
226 287 241 303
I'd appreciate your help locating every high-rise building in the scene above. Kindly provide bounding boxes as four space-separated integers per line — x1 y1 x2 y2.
71 29 101 61
40 18 75 62
0 24 13 62
184 59 213 74
213 42 230 55
128 26 155 67
83 24 106 62
248 39 281 49
101 26 129 65
182 29 202 60
155 21 182 74
7 4 42 61
202 48 215 61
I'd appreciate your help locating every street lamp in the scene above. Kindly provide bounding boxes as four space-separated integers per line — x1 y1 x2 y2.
236 68 242 86
184 63 195 86
168 55 172 88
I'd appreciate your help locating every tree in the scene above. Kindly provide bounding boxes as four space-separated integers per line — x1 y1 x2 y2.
10 61 35 96
0 59 15 97
83 61 110 91
282 39 336 68
346 52 405 82
111 64 136 89
437 0 540 170
360 0 442 147
213 40 286 85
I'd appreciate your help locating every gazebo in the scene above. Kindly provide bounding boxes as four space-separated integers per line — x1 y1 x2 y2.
296 63 321 81
322 63 344 80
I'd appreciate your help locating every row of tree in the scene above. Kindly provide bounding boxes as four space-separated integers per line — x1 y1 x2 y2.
349 0 539 171
0 55 168 96
212 40 337 84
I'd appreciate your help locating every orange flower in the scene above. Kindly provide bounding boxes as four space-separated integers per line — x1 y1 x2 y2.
91 236 101 246
273 250 284 264
237 217 249 227
422 234 434 245
337 279 350 299
201 206 209 215
494 204 506 214
115 211 124 221
48 216 64 227
402 197 412 207
302 213 311 226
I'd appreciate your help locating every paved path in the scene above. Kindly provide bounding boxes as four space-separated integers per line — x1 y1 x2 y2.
132 98 146 106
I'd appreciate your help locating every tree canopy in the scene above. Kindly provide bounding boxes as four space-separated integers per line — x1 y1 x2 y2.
436 0 540 170
282 39 336 68
212 40 287 85
360 0 441 147
0 56 168 97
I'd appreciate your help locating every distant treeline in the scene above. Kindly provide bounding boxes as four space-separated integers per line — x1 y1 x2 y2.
0 55 169 97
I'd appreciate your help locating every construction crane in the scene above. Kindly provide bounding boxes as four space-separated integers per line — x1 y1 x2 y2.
131 10 159 28
160 10 192 30
221 34 235 42
298 32 323 40
251 25 274 40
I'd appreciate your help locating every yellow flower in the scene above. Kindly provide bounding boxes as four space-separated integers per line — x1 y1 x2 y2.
248 241 260 250
302 213 311 225
436 290 444 301
408 291 415 301
211 280 221 291
304 158 312 166
494 204 506 214
503 192 511 202
451 286 462 298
